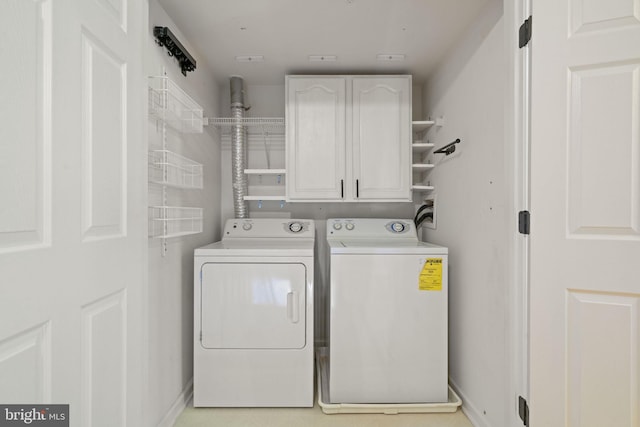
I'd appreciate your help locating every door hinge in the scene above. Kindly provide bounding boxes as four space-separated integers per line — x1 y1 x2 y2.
518 210 530 235
518 396 529 426
519 16 532 48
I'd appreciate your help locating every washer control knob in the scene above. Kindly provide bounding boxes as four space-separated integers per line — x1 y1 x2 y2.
345 223 355 231
391 222 405 233
242 223 252 231
289 222 303 233
333 222 342 230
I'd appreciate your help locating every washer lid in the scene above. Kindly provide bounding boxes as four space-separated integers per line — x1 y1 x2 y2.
328 239 448 255
195 239 314 257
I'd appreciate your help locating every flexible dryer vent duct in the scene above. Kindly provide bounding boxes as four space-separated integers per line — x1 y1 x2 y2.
230 76 248 218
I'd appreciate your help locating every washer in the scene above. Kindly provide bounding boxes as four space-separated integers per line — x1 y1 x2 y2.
325 218 448 404
193 218 315 407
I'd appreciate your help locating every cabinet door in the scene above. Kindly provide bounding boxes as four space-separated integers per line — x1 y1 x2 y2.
286 77 346 201
351 77 411 201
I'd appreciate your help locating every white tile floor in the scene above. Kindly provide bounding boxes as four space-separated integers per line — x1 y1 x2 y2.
173 402 474 427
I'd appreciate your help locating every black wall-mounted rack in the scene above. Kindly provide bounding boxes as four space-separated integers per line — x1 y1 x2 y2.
434 138 461 156
153 26 196 76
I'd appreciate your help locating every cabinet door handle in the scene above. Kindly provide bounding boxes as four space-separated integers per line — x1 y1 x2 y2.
341 179 344 198
356 179 359 198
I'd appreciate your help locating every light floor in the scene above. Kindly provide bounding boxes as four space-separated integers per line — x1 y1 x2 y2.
174 402 473 427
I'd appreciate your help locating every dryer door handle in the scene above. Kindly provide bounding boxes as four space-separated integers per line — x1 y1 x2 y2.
287 291 299 324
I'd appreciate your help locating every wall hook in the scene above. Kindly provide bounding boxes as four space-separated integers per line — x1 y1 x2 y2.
434 138 461 156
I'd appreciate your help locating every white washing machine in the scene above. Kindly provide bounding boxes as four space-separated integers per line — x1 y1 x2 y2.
325 218 448 404
193 218 315 407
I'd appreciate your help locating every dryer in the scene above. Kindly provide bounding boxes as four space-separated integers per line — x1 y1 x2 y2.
325 218 448 404
193 218 315 407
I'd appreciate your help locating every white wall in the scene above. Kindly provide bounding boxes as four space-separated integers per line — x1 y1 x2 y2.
147 2 222 425
422 2 511 427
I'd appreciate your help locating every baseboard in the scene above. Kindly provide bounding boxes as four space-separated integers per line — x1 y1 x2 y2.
449 378 491 427
157 378 193 427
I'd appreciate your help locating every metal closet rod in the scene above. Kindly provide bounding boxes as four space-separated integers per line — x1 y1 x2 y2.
433 138 461 156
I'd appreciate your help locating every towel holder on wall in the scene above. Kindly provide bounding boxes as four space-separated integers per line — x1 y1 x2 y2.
433 139 461 156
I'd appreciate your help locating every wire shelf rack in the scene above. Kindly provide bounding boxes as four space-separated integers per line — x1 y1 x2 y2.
148 76 203 133
148 206 203 239
209 117 285 137
148 150 203 189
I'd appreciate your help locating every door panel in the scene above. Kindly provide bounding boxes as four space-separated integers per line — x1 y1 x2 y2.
530 0 640 425
201 263 306 349
0 0 52 252
566 291 639 427
571 0 640 34
81 291 127 427
80 29 128 241
567 62 640 237
0 323 51 403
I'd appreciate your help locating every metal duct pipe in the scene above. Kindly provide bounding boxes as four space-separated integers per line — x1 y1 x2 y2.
230 76 248 218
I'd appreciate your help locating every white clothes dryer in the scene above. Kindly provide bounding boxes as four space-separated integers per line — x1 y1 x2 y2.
193 218 315 407
325 218 448 404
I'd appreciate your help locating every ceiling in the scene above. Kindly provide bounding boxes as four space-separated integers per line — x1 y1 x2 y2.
157 0 493 86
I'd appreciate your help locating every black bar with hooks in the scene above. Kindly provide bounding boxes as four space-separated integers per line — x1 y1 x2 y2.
153 26 196 76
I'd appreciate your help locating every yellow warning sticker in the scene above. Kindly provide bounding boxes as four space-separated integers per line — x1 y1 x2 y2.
419 258 443 291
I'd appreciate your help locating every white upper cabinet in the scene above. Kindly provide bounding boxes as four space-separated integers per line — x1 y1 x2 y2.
286 75 411 202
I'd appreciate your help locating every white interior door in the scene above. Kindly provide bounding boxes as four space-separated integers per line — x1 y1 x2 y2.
530 1 640 426
0 1 146 426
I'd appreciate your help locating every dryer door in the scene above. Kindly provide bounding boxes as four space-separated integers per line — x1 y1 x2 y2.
200 262 306 349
